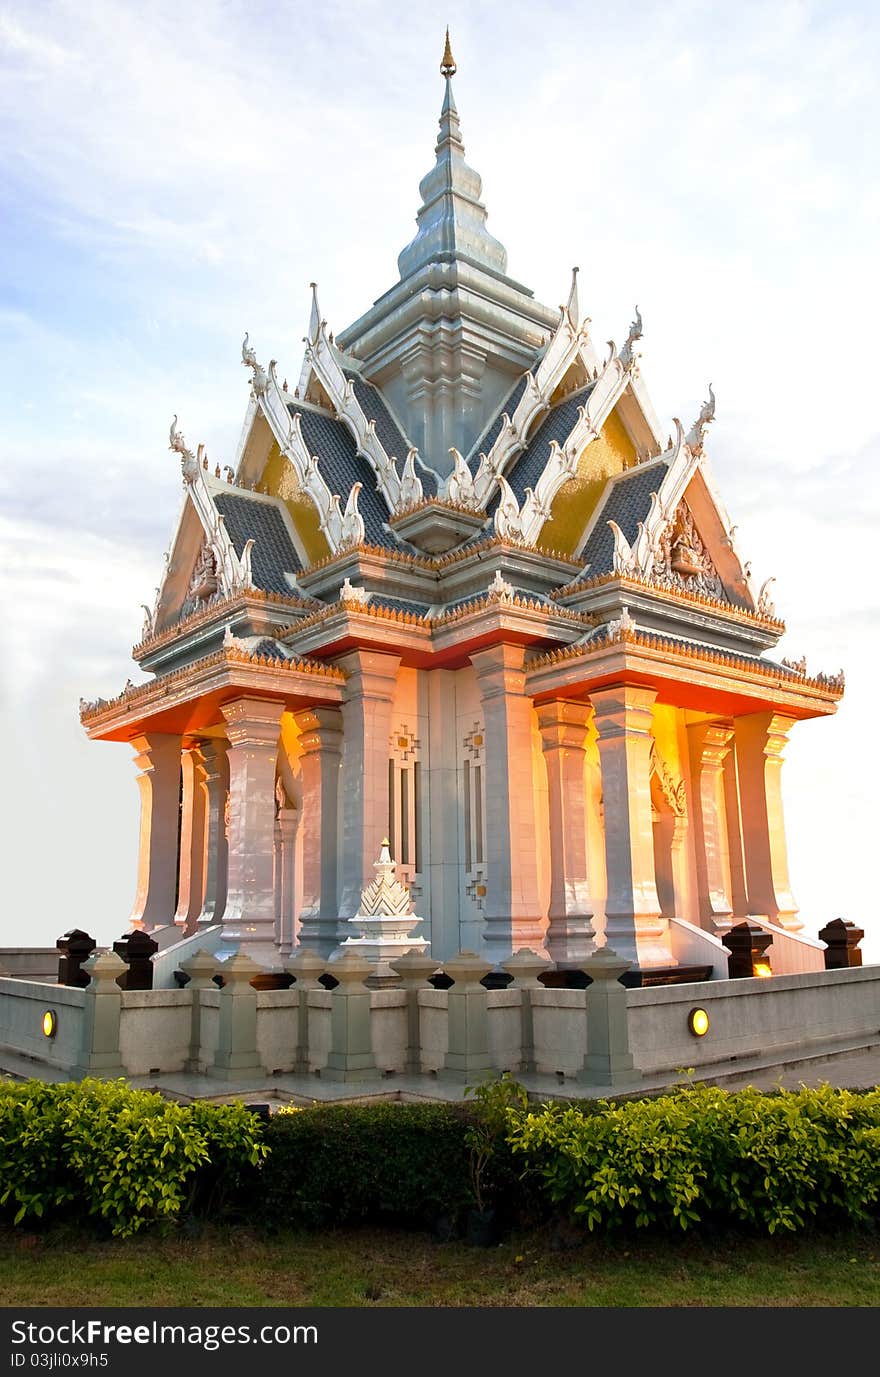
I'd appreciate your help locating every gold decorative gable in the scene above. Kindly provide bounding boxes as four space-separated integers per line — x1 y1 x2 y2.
653 501 723 600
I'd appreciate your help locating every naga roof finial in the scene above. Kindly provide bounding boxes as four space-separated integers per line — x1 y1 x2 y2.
440 26 456 78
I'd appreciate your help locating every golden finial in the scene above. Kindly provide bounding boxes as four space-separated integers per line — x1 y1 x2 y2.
440 26 456 78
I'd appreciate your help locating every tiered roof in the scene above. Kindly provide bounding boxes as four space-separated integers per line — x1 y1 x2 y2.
81 35 845 737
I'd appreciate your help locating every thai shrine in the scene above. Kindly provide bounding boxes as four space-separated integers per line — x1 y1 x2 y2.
80 37 846 988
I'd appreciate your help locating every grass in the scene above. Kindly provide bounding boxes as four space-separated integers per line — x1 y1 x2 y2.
0 1223 878 1307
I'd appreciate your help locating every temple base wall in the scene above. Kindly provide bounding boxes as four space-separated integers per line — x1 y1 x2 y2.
1 963 877 1093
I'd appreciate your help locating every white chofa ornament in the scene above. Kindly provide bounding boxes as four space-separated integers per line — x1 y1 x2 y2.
336 839 428 982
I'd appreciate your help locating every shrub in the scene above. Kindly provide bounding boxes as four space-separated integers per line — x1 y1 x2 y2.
0 1079 266 1237
463 1073 530 1214
505 1083 880 1235
257 1101 475 1228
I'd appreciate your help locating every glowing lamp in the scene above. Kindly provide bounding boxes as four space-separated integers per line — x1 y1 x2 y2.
753 962 773 979
687 1007 710 1038
41 1010 57 1039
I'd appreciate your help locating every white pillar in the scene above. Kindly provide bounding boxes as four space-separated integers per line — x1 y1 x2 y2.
197 738 229 928
276 805 299 957
220 697 284 961
174 744 207 935
591 686 673 968
472 644 545 963
337 651 401 925
536 700 595 967
294 706 343 955
687 722 735 932
129 732 182 933
734 712 801 930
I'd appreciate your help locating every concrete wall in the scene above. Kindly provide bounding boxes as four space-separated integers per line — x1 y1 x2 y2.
1 964 878 1088
119 991 191 1075
628 965 880 1075
0 950 59 982
0 977 86 1071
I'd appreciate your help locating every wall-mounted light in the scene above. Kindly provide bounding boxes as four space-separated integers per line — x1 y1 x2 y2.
42 1010 57 1039
687 1007 710 1038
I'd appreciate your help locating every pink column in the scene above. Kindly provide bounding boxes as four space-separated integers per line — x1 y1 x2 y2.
197 737 229 927
734 712 801 930
337 651 401 926
294 706 344 955
129 732 182 932
174 745 207 935
472 644 545 963
220 697 285 960
276 803 299 957
591 686 673 968
536 699 595 966
687 722 735 932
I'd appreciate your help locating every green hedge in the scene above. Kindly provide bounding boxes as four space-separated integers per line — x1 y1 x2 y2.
506 1083 880 1234
4 1078 880 1240
257 1102 493 1228
0 1079 266 1237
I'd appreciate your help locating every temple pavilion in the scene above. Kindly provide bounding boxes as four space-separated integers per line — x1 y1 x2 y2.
80 36 845 978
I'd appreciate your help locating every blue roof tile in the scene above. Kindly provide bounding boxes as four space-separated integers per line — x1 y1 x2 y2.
212 492 301 595
289 404 392 547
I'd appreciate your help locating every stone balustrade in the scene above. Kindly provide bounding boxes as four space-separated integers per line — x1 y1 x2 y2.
1 952 879 1091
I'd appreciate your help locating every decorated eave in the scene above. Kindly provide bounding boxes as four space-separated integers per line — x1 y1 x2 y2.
80 645 345 743
277 576 595 669
133 587 322 672
294 536 581 606
525 619 844 722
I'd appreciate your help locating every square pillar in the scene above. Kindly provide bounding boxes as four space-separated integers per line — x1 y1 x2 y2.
174 743 208 935
197 737 229 927
76 952 127 1078
337 651 401 925
294 706 344 955
211 953 262 1077
276 802 299 958
439 951 493 1080
687 721 735 933
537 700 596 967
577 947 640 1087
323 951 377 1082
472 644 545 964
734 712 801 930
220 697 285 961
591 686 672 968
129 732 182 932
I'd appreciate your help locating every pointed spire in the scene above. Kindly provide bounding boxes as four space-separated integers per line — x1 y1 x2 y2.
298 283 322 398
308 282 321 343
565 266 580 327
440 27 456 78
397 36 508 282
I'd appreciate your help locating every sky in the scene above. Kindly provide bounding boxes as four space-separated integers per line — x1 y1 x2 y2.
1 0 878 960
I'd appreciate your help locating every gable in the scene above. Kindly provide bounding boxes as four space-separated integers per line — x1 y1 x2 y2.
153 497 214 634
537 407 638 555
670 468 751 606
260 441 331 567
549 351 592 405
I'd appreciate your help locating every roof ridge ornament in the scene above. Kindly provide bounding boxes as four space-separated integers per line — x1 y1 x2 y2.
241 333 269 397
620 305 643 369
440 27 456 78
169 415 198 484
686 384 715 455
564 266 580 329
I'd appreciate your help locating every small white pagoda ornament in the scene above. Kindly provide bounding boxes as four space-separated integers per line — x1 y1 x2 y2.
336 839 428 982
